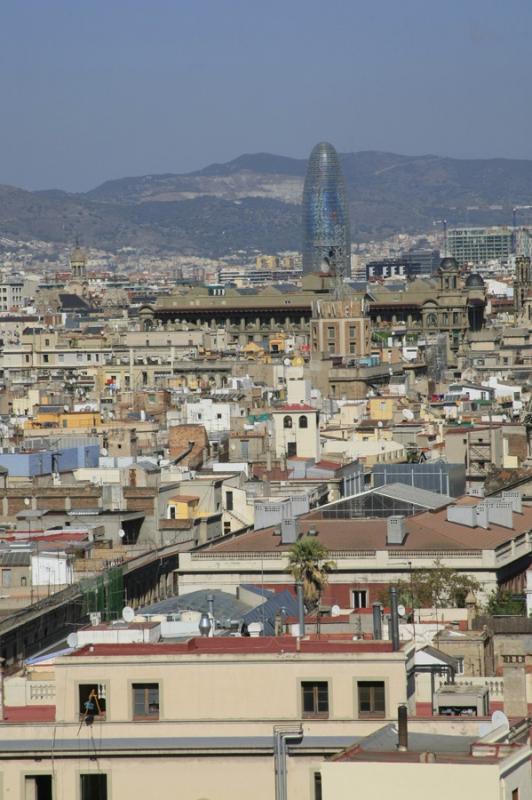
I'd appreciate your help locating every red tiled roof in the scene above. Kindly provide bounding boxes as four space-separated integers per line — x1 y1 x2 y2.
3 705 55 723
204 500 532 554
70 636 398 658
314 460 343 470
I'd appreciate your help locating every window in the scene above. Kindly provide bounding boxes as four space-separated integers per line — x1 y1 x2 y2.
512 790 520 800
132 683 159 720
168 505 176 520
217 413 222 419
301 681 329 718
349 342 356 354
223 522 231 535
43 354 49 363
283 415 293 429
81 774 107 800
287 441 297 457
327 326 335 339
299 415 308 429
25 775 52 800
358 681 385 717
226 491 234 511
352 590 367 609
313 772 322 800
349 326 357 339
2 569 11 587
78 684 106 719
455 656 464 675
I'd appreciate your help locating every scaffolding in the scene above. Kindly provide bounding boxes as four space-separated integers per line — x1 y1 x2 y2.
80 566 124 621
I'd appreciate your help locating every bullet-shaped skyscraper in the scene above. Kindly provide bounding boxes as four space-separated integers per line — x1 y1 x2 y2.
302 141 351 276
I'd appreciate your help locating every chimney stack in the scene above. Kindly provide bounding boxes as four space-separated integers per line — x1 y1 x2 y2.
372 602 382 640
296 582 305 638
397 705 408 751
390 587 400 651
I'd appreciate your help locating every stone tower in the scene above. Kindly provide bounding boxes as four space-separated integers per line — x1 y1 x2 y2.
70 244 87 280
514 256 531 316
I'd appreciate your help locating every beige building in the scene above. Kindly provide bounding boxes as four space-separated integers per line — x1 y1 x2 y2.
0 631 415 800
271 404 320 460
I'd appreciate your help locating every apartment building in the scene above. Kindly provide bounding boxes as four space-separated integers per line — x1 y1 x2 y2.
0 631 415 800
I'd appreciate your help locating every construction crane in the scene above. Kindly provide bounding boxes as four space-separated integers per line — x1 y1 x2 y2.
512 205 532 254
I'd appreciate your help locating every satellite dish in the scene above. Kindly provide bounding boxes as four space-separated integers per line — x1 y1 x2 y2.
283 358 291 366
24 497 30 507
118 528 126 539
402 408 414 421
122 606 135 623
66 632 78 648
397 604 406 617
331 604 341 617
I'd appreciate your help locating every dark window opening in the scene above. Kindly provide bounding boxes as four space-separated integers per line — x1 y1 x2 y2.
283 415 293 429
79 684 106 720
133 683 159 719
358 681 385 717
25 775 52 800
299 415 308 429
81 774 107 800
226 491 234 511
287 441 297 457
302 681 329 718
352 590 367 609
313 772 322 800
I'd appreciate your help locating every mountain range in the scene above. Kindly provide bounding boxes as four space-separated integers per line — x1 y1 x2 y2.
2 151 532 257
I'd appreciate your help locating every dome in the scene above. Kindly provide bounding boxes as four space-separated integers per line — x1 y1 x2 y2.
438 257 459 272
465 272 485 289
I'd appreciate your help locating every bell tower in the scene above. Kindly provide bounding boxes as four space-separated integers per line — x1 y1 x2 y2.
70 243 87 280
515 256 531 316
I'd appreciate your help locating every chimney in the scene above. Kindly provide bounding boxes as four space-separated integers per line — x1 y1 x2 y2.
486 499 514 529
502 491 523 514
296 582 305 637
387 516 406 546
397 704 408 751
390 586 400 651
372 602 382 640
503 661 527 718
281 518 298 545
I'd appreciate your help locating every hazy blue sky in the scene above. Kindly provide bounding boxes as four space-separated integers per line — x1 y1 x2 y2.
1 0 531 191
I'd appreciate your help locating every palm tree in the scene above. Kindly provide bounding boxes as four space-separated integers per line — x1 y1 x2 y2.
287 538 336 610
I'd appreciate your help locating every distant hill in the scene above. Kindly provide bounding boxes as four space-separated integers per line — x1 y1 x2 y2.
1 151 531 256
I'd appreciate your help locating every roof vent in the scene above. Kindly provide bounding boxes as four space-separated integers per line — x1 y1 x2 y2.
387 516 406 545
447 505 477 528
501 491 522 514
280 518 298 545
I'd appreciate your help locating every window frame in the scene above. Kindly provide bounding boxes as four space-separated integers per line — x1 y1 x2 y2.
77 682 108 721
79 772 108 800
300 680 330 719
131 682 160 721
356 679 386 719
352 589 368 609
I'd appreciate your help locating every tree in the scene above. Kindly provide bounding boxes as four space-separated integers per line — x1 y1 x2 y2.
286 538 336 611
485 589 525 616
382 561 481 610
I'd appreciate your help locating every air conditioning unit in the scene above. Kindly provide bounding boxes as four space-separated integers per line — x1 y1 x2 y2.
89 612 102 626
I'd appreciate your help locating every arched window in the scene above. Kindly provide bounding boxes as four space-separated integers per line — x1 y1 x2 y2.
299 415 308 429
283 415 293 429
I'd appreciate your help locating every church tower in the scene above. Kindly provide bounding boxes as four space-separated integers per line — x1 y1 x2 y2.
70 244 87 280
514 256 531 316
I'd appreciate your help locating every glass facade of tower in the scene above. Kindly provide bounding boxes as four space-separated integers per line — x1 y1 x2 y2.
302 142 351 276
